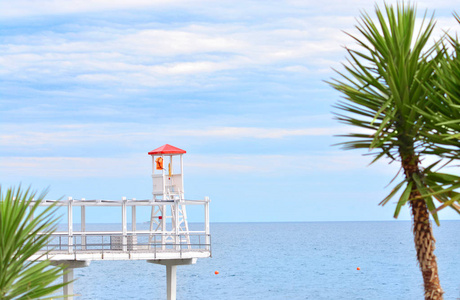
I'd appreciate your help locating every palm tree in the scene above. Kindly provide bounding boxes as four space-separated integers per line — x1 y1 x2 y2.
329 4 459 300
0 186 69 299
417 15 460 216
417 17 460 214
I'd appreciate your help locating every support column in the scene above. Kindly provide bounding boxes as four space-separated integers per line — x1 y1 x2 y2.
147 258 197 300
50 260 90 300
166 264 177 300
63 268 74 300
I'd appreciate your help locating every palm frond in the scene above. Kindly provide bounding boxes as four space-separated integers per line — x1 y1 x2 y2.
0 186 69 300
328 3 460 218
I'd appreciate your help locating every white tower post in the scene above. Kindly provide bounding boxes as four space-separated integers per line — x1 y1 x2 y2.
161 154 166 201
180 154 184 198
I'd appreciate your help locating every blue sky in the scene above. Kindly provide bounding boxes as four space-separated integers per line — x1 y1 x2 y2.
1 0 459 223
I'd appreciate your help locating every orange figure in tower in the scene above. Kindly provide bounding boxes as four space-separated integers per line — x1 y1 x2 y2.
155 157 163 170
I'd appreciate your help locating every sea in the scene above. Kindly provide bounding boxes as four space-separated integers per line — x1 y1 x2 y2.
67 221 460 300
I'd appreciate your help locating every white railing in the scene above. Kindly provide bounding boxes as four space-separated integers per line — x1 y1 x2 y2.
30 197 211 255
37 232 211 258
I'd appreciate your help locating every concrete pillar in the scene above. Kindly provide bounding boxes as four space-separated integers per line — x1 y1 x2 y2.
147 258 197 300
50 260 90 300
63 268 74 299
166 264 177 300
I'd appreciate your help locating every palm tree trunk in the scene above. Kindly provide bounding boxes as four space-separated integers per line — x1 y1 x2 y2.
403 155 444 300
409 195 443 300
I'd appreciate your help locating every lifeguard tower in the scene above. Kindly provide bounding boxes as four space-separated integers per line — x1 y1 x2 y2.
30 145 211 300
149 144 186 201
148 144 191 249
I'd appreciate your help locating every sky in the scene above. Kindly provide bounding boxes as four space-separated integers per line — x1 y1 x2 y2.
1 0 460 223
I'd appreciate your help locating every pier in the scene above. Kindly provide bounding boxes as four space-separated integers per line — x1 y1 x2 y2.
31 145 211 300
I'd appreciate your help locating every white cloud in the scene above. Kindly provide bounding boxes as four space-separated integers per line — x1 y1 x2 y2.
0 124 148 148
0 0 192 18
0 151 395 179
1 155 148 178
281 65 310 73
0 124 360 152
171 126 357 139
7 0 450 20
0 11 358 89
188 153 373 174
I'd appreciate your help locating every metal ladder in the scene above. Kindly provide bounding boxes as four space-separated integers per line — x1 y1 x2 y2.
148 186 191 249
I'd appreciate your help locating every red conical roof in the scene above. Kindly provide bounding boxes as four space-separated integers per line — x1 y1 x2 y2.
148 144 186 155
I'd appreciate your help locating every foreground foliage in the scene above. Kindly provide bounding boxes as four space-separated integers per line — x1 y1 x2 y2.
329 4 460 300
0 187 67 299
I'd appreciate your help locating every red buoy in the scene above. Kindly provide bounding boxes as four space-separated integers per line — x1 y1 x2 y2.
214 271 219 275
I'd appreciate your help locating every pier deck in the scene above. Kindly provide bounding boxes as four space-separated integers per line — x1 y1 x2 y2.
29 145 211 300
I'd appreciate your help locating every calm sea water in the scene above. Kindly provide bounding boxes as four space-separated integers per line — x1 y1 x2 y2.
67 221 460 300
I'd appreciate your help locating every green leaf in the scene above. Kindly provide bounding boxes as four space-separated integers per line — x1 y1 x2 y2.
379 179 406 206
394 181 413 218
0 186 70 299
